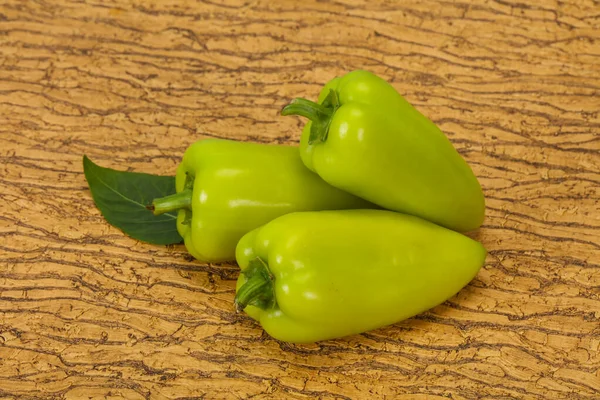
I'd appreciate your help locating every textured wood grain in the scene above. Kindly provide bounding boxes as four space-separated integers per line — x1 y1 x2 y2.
1 0 599 398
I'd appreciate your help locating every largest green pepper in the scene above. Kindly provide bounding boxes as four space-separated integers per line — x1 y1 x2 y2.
234 209 486 343
281 70 485 232
149 139 373 262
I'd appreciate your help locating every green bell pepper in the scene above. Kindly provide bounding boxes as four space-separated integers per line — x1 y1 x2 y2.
234 209 486 343
149 139 373 262
281 70 485 232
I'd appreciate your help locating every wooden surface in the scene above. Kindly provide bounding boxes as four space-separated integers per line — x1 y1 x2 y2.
1 0 599 398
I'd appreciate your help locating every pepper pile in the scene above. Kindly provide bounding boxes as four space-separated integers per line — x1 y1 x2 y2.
87 70 486 343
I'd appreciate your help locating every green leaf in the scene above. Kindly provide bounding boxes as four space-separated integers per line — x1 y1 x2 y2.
83 155 183 245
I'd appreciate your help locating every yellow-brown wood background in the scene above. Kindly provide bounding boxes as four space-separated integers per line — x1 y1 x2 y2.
1 0 599 398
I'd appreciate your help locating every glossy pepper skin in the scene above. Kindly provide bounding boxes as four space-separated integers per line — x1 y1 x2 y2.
281 70 485 232
149 139 373 262
234 209 486 343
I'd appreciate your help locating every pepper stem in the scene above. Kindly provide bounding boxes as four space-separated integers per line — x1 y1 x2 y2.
281 98 332 121
281 89 340 145
235 258 276 312
147 188 192 216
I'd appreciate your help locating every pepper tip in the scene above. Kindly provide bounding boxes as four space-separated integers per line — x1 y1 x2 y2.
234 301 244 314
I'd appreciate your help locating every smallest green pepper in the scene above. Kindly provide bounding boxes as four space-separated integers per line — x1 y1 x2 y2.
235 209 486 343
149 139 374 262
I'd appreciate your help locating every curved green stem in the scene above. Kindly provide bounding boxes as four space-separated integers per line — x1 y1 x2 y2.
235 258 276 312
281 89 340 144
148 188 192 215
281 98 332 121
